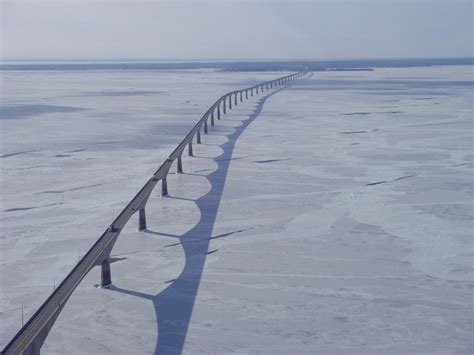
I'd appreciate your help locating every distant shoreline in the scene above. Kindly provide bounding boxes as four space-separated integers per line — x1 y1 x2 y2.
1 58 472 71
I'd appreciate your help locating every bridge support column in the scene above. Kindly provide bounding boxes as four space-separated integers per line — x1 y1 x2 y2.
204 120 208 133
229 96 232 109
177 157 183 173
217 105 221 119
251 88 254 96
240 91 243 102
197 129 202 144
188 141 193 156
211 111 215 126
161 178 168 196
138 208 147 231
245 90 248 99
234 93 237 105
100 259 112 288
223 100 226 114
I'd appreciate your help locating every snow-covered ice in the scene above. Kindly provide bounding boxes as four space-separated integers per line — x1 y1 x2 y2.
1 66 473 353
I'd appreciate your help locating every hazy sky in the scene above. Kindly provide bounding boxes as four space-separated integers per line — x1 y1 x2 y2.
1 0 472 60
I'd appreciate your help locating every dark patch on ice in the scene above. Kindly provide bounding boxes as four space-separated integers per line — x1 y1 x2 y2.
206 249 218 255
39 183 104 194
95 141 119 145
253 158 292 164
0 150 39 158
3 202 63 212
164 279 176 284
372 129 379 132
185 100 191 104
450 163 468 167
381 99 400 103
408 120 471 127
340 131 367 134
415 97 434 100
210 228 253 241
216 156 246 162
0 104 86 120
365 180 388 186
194 168 213 173
59 183 103 192
164 241 183 248
54 154 71 158
365 174 418 186
3 207 38 212
288 116 303 120
7 164 47 171
342 112 372 116
384 111 404 114
66 149 86 153
392 174 418 182
349 143 360 145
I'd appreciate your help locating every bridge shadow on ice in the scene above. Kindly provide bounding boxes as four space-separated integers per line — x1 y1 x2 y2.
110 88 284 354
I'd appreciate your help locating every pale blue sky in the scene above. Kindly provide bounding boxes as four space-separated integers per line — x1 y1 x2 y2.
1 0 472 60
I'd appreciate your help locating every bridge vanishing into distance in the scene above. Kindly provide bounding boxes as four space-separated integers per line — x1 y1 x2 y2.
2 71 306 355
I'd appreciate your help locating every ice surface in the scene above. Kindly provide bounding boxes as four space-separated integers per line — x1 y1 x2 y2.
0 66 473 353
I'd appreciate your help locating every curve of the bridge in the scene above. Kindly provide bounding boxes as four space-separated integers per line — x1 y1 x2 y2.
1 71 306 355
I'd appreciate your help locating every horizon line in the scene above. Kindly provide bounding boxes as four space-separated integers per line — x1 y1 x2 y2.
2 56 473 64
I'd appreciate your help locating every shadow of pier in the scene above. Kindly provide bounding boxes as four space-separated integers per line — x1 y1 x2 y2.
111 88 283 354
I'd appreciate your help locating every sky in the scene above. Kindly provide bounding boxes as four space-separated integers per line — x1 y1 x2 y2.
1 0 473 61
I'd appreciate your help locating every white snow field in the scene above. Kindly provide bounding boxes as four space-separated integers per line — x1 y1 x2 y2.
1 66 473 354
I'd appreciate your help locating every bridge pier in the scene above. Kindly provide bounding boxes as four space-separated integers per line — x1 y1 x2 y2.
196 128 202 144
240 91 243 102
217 105 221 119
234 93 237 105
229 95 232 110
188 141 193 156
177 157 183 173
223 100 226 114
161 178 168 196
100 259 112 288
245 90 248 99
204 120 208 133
211 111 215 126
138 208 147 231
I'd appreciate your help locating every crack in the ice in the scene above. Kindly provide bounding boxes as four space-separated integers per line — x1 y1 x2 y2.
365 174 418 187
39 183 104 194
341 131 367 134
3 202 64 212
342 112 372 116
0 150 39 158
253 158 292 164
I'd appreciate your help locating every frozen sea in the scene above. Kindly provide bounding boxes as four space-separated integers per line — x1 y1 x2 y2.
0 64 473 354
